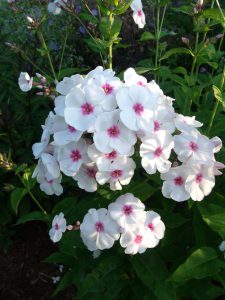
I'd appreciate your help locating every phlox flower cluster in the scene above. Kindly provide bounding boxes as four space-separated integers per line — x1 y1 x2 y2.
81 193 165 254
19 65 223 202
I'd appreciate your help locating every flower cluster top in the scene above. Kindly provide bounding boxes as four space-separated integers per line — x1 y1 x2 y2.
18 66 224 202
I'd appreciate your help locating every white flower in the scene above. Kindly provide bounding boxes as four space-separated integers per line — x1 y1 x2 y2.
32 128 51 159
54 96 65 117
94 110 137 155
211 136 223 153
123 68 147 86
52 276 61 284
213 161 225 176
84 66 115 83
64 86 102 131
37 169 63 196
140 130 174 174
96 157 136 190
116 86 157 132
185 164 215 201
56 74 83 95
80 208 120 251
73 162 98 192
144 211 165 241
18 72 33 92
87 144 134 171
49 213 67 242
174 114 203 133
219 241 225 252
33 152 61 180
151 105 175 134
130 0 146 29
173 130 214 165
57 139 88 176
120 226 149 254
48 2 61 15
161 165 190 202
108 193 146 230
52 115 82 145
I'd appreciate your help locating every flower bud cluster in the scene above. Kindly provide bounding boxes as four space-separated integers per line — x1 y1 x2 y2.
80 193 165 254
19 66 224 202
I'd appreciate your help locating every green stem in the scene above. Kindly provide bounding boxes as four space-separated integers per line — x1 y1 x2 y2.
37 30 57 81
185 31 199 114
202 0 215 43
73 13 105 67
108 12 114 69
18 174 47 214
58 30 69 80
207 64 225 135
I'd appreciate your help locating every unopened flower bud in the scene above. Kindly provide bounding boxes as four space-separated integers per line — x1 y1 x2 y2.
181 37 190 46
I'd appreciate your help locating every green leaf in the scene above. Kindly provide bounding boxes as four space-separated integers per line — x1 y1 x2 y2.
113 0 133 15
44 252 75 266
139 31 155 42
10 188 27 215
169 247 221 282
160 48 194 60
212 85 225 109
53 269 77 296
16 211 50 225
202 8 225 28
99 17 122 40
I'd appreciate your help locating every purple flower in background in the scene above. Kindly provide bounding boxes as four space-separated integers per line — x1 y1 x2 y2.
92 8 98 16
75 5 81 14
79 26 86 34
199 67 207 73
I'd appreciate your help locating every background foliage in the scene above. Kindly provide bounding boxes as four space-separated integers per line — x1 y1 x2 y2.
0 0 225 299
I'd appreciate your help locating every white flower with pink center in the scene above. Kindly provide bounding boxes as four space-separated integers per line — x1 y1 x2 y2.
86 73 122 111
174 114 203 133
150 105 175 134
73 162 98 192
140 130 174 174
185 164 215 201
161 166 190 202
94 110 137 155
49 213 67 243
87 144 134 171
173 130 214 164
116 85 157 132
64 86 102 131
108 193 146 229
123 68 147 86
80 208 120 251
130 0 146 29
96 157 136 191
56 74 83 95
52 115 82 145
18 72 33 92
120 226 149 254
57 139 88 176
144 211 165 242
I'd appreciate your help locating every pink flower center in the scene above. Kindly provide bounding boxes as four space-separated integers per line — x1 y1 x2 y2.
137 81 144 86
55 223 59 230
195 173 203 183
86 167 96 178
45 177 53 184
154 121 160 132
137 10 142 17
148 223 154 231
102 83 113 95
189 141 199 152
123 205 133 216
95 222 104 233
107 125 120 138
68 125 77 133
110 169 123 179
154 146 163 157
81 102 94 115
174 176 184 186
133 103 144 115
134 234 143 244
105 150 117 160
70 149 82 162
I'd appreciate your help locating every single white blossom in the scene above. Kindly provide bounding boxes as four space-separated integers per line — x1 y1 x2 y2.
49 213 67 242
18 72 33 92
73 162 98 192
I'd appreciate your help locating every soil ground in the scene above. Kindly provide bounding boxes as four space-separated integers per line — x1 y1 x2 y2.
0 222 75 300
